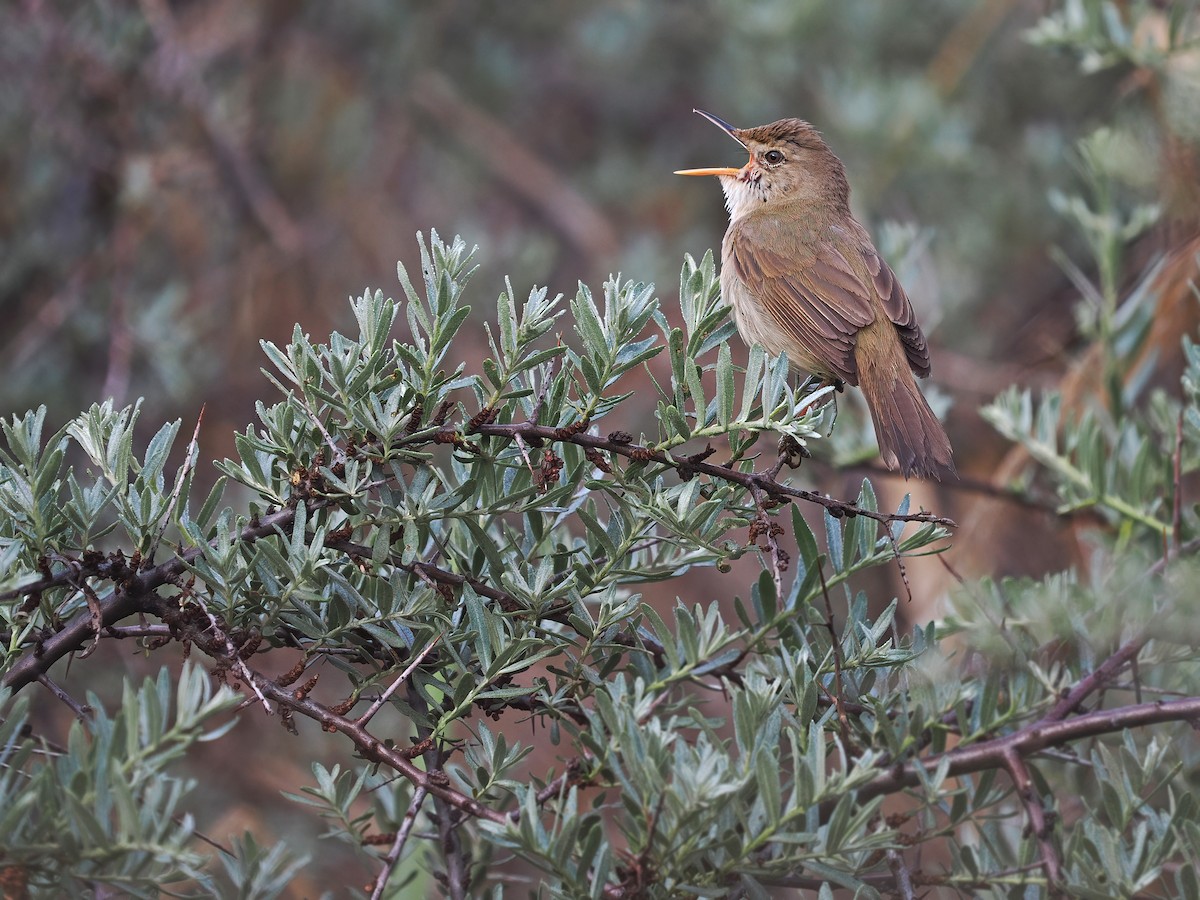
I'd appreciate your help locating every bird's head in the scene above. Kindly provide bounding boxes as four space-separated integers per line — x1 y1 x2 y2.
676 110 850 222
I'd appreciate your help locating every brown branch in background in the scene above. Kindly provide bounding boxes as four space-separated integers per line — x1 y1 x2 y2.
943 233 1200 592
851 460 1063 515
137 0 304 255
36 674 92 722
1001 748 1062 893
101 220 137 405
412 71 620 266
926 0 1020 97
854 695 1200 806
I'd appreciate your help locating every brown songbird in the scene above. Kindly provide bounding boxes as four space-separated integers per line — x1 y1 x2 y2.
677 110 954 480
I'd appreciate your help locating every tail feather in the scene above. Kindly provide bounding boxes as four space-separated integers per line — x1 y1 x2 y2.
857 352 955 481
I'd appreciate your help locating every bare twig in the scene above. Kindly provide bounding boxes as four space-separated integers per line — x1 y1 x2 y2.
1045 634 1147 722
1001 747 1062 891
1148 536 1200 577
749 482 784 598
36 674 92 721
357 634 443 727
255 672 509 825
369 786 428 900
193 595 272 713
526 757 590 816
293 390 344 466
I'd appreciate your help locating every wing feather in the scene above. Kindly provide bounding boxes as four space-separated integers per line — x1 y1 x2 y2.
725 214 933 383
858 245 931 377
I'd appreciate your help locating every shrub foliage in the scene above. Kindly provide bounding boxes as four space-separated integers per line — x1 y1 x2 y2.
2 221 1199 897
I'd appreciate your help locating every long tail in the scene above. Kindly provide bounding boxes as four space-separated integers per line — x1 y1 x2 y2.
856 346 955 481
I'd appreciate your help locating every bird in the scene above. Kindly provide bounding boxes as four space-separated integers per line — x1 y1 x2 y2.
676 110 955 480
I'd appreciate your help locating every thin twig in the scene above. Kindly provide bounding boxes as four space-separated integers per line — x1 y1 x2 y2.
851 695 1200 808
36 674 92 721
1045 634 1146 722
193 595 272 713
294 390 343 466
817 560 851 750
369 786 428 900
1147 536 1200 577
357 634 444 727
410 696 469 900
749 482 784 599
513 432 537 477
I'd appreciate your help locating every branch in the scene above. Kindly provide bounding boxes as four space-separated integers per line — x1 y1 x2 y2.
466 421 956 529
137 0 304 254
855 696 1200 805
369 786 428 900
1044 634 1146 721
247 670 509 826
2 502 322 693
1001 748 1062 891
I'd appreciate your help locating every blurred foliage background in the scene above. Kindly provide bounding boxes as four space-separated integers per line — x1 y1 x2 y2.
4 0 1183 436
2 0 1198 893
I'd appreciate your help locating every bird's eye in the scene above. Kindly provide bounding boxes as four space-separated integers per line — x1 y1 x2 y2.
763 150 785 165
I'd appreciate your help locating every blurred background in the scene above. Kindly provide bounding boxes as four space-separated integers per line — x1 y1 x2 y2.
3 0 1198 893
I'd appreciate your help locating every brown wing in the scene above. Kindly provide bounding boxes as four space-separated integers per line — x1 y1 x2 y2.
727 216 874 384
858 244 931 377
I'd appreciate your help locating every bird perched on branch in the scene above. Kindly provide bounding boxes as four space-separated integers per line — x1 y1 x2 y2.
677 110 954 480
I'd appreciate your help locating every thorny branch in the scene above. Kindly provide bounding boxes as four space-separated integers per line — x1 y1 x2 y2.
466 420 956 529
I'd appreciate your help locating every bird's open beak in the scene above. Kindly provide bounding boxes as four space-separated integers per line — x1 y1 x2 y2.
675 109 747 177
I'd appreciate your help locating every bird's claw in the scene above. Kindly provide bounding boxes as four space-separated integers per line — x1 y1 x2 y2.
777 435 810 469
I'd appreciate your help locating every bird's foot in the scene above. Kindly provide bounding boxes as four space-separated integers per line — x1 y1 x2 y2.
796 375 843 416
776 435 810 469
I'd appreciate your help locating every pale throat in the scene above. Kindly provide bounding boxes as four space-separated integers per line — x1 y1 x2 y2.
718 172 773 222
